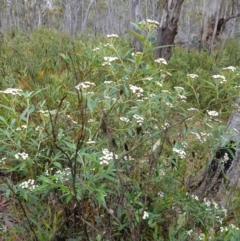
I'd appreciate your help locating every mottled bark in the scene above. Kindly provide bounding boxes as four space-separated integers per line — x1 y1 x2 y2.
155 0 184 61
188 97 240 207
200 0 226 52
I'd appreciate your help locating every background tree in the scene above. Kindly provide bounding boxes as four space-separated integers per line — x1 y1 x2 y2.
155 0 185 61
200 0 240 53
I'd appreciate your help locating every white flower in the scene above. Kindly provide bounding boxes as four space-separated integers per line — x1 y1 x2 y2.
93 47 100 52
173 148 186 159
19 179 38 191
100 148 118 165
75 81 95 90
104 56 119 62
103 43 113 47
107 34 119 38
142 211 149 219
161 90 170 94
187 108 198 111
212 75 226 80
15 152 29 160
162 123 170 130
104 81 113 84
207 110 218 117
191 194 199 201
154 58 167 65
102 56 119 66
204 198 211 207
87 139 96 144
199 233 205 240
129 84 144 98
222 66 236 72
158 192 164 198
165 102 173 108
0 88 23 96
220 226 228 233
146 19 159 26
213 201 219 210
120 117 131 123
142 77 153 81
187 74 199 79
187 229 193 236
133 114 144 125
174 86 184 92
131 52 143 57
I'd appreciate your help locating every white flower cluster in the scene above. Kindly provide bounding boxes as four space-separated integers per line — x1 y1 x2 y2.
142 77 153 81
131 52 143 57
178 94 187 102
107 34 119 38
75 81 96 90
129 84 144 98
187 107 198 111
16 125 27 131
93 47 100 52
104 80 113 84
103 43 113 48
174 86 185 92
154 58 167 65
15 152 28 160
221 153 229 163
35 125 44 131
158 191 164 198
133 114 144 126
139 19 159 28
19 179 38 191
55 167 71 182
190 131 212 143
120 117 131 123
222 66 236 72
212 74 226 83
38 109 49 116
161 70 172 77
207 110 218 117
87 139 96 144
102 56 119 66
172 148 186 159
100 148 118 165
142 211 149 219
162 122 170 130
191 194 199 201
187 74 199 79
0 157 6 165
0 88 23 96
161 90 170 94
165 102 173 108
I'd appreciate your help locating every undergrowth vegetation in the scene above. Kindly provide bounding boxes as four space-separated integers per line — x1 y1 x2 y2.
1 25 240 240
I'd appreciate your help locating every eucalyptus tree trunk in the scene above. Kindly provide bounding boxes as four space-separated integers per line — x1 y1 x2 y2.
188 97 240 208
155 0 184 61
200 0 226 53
200 0 240 53
81 0 96 35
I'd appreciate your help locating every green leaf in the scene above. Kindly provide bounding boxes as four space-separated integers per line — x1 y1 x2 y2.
53 161 63 169
126 30 145 44
176 212 186 232
130 22 141 31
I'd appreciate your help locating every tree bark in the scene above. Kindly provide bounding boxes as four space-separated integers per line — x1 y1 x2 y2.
200 0 226 53
188 97 240 207
155 0 184 61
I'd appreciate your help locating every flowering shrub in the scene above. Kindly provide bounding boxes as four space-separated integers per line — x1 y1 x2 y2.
0 27 240 240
